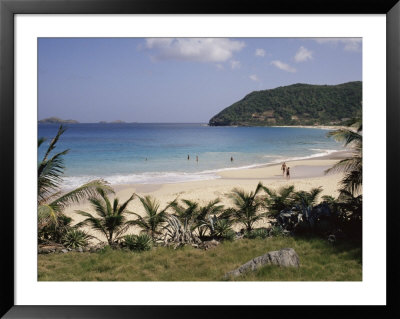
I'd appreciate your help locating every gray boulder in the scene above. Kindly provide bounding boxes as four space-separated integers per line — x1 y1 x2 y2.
224 248 300 279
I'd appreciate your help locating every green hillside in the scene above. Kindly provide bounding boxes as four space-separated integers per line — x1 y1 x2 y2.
209 81 362 126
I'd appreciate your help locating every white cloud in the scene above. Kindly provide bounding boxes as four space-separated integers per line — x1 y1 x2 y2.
144 38 245 62
249 74 259 81
230 60 241 69
255 49 266 57
294 46 313 62
313 38 362 51
271 60 296 73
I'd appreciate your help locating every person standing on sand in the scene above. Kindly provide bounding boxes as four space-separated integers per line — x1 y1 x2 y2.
281 162 287 175
286 167 290 180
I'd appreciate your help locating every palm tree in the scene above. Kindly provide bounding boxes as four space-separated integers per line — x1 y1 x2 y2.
262 185 295 217
293 187 323 208
161 198 203 246
38 125 113 229
75 189 135 246
193 198 225 238
325 117 362 195
229 182 266 232
171 199 199 229
130 195 176 241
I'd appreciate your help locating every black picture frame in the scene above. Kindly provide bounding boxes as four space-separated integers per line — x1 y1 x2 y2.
1 0 399 318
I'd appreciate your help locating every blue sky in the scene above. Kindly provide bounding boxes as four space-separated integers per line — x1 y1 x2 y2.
38 38 362 123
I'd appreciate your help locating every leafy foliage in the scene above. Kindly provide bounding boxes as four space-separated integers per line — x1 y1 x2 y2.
161 215 201 248
209 81 362 126
171 199 199 227
229 182 266 232
262 185 295 217
75 189 135 246
123 234 153 252
326 117 362 195
62 229 92 248
130 195 175 241
193 198 225 238
293 187 323 208
213 218 235 241
38 125 113 231
38 214 73 244
244 228 270 239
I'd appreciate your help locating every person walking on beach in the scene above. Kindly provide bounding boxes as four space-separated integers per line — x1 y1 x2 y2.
286 167 290 180
281 162 287 175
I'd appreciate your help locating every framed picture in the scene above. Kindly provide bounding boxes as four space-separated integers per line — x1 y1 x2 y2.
1 0 399 317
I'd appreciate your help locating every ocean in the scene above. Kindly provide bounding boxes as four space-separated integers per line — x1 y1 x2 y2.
38 123 343 189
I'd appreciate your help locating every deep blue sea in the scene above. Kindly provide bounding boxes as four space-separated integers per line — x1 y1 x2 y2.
38 123 343 189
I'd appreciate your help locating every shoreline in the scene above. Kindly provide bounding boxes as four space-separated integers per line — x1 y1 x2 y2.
271 125 347 130
62 149 349 238
61 149 349 190
207 124 347 130
113 149 349 193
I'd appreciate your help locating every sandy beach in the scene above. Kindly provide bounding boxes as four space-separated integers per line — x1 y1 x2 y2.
63 150 349 238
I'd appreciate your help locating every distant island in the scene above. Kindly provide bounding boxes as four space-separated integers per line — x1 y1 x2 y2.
38 118 131 124
209 81 362 126
99 120 126 124
39 117 79 124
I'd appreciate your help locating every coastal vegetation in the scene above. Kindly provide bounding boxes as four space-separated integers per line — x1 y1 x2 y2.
38 236 362 281
209 81 362 126
38 125 112 244
129 195 175 241
75 189 136 247
37 121 363 281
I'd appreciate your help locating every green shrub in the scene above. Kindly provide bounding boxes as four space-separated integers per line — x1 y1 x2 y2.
124 234 153 252
268 225 287 237
38 214 73 244
213 219 235 241
221 229 236 241
62 229 91 248
244 228 269 239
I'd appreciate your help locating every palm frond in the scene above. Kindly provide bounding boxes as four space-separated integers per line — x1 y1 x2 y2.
117 194 135 215
38 204 58 227
37 150 69 203
38 137 47 148
327 128 362 147
49 180 114 211
41 125 67 162
325 156 361 175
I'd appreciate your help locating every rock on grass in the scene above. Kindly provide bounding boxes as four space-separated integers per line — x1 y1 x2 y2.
224 248 300 279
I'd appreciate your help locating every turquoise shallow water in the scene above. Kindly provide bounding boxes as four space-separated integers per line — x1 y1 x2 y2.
38 123 343 189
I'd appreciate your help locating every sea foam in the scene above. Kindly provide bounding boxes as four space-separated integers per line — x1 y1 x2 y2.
61 148 341 190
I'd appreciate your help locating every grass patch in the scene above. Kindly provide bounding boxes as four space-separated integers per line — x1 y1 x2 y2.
38 236 361 281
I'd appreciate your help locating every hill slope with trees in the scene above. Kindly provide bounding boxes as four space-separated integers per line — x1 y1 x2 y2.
209 81 362 126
